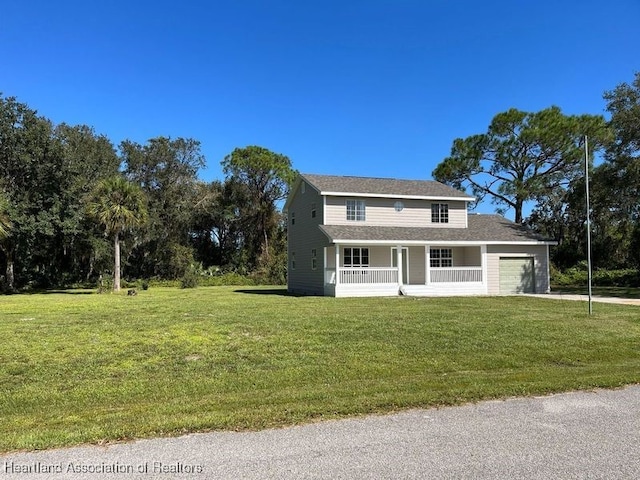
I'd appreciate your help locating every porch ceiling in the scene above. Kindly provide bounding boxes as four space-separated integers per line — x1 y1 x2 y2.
320 215 554 245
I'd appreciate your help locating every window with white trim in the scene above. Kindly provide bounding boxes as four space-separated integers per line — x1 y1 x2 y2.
311 249 317 270
431 203 449 223
346 200 366 221
343 247 369 267
430 248 452 268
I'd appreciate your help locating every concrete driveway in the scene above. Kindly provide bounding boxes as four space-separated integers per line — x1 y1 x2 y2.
525 293 640 306
2 385 639 479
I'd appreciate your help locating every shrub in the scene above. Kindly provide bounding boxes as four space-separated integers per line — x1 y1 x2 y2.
180 264 201 289
551 265 639 287
96 274 113 294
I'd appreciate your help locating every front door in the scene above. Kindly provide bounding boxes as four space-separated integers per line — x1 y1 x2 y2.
391 247 409 284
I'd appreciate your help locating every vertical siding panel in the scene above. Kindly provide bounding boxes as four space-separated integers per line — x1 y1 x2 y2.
409 246 425 284
287 183 329 295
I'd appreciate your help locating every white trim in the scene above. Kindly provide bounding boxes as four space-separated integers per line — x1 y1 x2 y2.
322 195 327 225
329 239 557 246
545 244 551 293
391 247 409 286
481 244 488 289
335 243 340 286
321 191 475 202
323 246 328 272
425 245 430 285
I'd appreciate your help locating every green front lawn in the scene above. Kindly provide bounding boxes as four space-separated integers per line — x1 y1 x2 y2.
1 287 639 452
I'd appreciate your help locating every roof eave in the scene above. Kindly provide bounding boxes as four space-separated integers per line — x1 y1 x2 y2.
319 191 476 202
325 239 557 246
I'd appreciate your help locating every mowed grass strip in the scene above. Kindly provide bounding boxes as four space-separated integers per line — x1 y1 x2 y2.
1 287 639 452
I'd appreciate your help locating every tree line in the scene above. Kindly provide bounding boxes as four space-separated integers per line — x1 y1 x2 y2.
0 95 295 291
2 72 639 291
434 72 640 273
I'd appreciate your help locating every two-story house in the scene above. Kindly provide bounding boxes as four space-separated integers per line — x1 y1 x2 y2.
285 173 555 297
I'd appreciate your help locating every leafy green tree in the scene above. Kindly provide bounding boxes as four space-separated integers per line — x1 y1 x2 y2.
221 146 296 271
87 177 148 292
190 180 239 269
0 95 61 289
433 106 610 223
602 72 640 268
52 124 120 282
121 137 204 278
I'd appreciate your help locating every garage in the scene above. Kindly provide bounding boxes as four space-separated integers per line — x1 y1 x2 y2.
499 257 535 294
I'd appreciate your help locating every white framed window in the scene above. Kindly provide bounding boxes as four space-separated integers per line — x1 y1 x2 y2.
311 203 316 218
431 203 449 223
346 200 366 221
291 252 296 270
430 248 452 268
311 249 317 270
343 247 369 267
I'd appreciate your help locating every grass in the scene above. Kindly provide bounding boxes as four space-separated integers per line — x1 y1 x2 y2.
1 286 639 452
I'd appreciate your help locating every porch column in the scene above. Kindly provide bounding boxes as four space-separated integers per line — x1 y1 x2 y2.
481 244 488 288
396 245 404 287
323 246 328 284
335 244 340 286
425 245 431 285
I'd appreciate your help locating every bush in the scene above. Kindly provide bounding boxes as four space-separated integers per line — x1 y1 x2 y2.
551 265 639 287
180 265 200 289
97 274 113 294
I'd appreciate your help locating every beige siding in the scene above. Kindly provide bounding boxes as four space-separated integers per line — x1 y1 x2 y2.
486 245 549 294
287 182 330 295
407 246 425 284
324 196 468 228
452 246 482 266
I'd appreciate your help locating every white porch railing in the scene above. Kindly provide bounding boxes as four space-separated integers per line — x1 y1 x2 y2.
430 267 482 283
335 267 399 284
325 266 482 285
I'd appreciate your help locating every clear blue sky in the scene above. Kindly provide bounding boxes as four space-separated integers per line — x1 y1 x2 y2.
2 0 638 216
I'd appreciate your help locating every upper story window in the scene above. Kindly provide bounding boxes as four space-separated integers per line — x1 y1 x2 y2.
291 212 295 225
346 200 366 221
431 203 449 223
311 203 316 218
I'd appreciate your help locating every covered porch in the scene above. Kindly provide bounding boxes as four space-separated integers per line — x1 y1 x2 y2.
323 244 487 297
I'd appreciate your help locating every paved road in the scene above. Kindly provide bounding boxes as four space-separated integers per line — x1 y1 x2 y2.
2 385 639 479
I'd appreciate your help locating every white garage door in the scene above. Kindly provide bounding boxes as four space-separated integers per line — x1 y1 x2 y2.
499 257 535 294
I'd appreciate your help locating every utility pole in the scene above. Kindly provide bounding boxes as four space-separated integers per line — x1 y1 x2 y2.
585 135 593 315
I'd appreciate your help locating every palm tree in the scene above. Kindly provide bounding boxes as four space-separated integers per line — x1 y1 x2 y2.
87 177 147 292
0 191 10 241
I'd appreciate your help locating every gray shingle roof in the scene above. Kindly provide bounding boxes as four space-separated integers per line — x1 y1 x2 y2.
319 214 554 244
301 173 474 200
